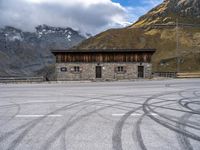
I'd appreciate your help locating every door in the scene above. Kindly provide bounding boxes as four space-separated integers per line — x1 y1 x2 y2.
138 66 144 78
96 66 102 78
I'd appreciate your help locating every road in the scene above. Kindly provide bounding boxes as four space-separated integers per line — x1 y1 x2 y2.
0 79 199 150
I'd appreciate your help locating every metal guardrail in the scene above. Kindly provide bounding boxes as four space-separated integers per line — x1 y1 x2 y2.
153 72 177 78
177 73 200 78
153 72 200 78
0 76 44 83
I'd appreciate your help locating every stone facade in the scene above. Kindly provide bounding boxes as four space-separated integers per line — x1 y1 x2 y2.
55 62 152 81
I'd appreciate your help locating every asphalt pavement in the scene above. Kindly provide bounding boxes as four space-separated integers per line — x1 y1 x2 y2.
0 79 199 150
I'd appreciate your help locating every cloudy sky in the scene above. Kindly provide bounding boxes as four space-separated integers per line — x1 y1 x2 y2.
0 0 163 35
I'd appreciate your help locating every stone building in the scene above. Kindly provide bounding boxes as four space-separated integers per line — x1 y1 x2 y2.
51 49 156 81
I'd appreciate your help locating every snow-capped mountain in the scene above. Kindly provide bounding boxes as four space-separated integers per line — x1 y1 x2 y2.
35 25 85 48
0 25 86 77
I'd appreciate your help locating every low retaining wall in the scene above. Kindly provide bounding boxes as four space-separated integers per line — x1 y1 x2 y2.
0 77 44 83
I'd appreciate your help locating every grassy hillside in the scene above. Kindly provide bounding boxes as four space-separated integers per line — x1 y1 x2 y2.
76 0 200 72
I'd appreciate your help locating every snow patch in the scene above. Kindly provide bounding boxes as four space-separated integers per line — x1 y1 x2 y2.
8 34 23 41
67 34 71 41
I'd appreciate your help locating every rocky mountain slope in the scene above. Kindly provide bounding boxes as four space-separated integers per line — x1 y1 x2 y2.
77 0 200 72
0 25 86 77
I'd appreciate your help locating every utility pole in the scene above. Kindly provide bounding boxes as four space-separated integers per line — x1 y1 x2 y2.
4 33 8 50
155 21 200 74
176 18 180 73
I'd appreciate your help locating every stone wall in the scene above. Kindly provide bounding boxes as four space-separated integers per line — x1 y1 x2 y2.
55 62 152 81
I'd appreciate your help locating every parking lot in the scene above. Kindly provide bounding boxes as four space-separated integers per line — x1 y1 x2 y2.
0 79 199 150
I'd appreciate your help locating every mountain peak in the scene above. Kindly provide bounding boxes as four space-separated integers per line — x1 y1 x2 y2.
166 0 200 15
131 0 200 28
0 25 86 76
36 25 74 33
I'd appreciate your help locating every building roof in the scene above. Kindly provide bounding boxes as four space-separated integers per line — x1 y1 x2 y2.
51 49 156 53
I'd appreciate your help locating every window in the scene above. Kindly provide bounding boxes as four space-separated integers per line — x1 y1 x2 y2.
118 66 124 72
117 66 125 73
60 67 67 72
74 66 80 73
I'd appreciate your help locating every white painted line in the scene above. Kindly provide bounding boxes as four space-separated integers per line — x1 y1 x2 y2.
149 113 158 116
112 113 142 116
16 114 62 118
112 114 123 116
112 113 158 117
86 100 102 102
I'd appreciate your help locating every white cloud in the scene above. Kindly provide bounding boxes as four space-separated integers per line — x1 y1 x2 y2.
24 0 109 5
0 0 163 35
0 0 130 35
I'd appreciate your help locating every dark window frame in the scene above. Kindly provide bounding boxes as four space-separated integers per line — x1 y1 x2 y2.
60 67 67 72
116 66 125 74
74 66 80 73
118 66 124 72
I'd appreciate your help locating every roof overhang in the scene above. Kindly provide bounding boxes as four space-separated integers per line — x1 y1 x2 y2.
51 49 156 54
